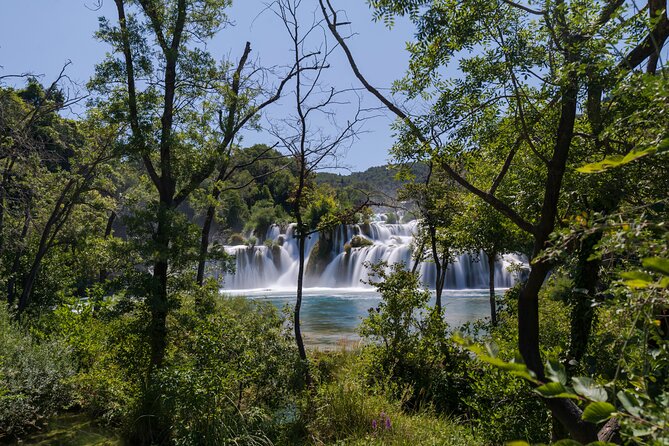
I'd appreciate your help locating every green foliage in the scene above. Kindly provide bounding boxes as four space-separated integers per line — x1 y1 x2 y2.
304 186 339 230
0 306 75 440
245 199 288 238
306 352 482 446
139 294 299 445
359 262 473 414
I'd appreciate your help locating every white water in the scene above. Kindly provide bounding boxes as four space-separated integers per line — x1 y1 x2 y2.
219 218 526 291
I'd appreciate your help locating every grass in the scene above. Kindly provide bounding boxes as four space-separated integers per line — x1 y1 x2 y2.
20 413 121 446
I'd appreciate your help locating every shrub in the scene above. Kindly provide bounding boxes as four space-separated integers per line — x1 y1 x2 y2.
308 362 481 446
39 295 147 427
228 233 247 245
138 294 300 445
0 306 75 440
385 212 398 224
359 262 473 413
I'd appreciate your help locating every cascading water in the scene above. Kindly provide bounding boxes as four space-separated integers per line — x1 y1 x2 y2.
221 217 526 291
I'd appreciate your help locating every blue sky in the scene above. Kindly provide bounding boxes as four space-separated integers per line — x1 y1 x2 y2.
0 0 417 172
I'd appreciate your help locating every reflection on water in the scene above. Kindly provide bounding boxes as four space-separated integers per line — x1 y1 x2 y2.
223 287 500 347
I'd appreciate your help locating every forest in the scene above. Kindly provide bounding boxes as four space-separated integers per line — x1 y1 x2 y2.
0 0 667 444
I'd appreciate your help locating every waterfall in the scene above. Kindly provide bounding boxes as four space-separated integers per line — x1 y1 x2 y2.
221 218 526 290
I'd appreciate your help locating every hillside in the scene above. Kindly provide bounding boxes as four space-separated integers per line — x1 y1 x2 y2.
315 163 428 199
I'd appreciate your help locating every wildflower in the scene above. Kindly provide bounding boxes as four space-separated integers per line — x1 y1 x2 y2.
372 419 377 430
385 416 391 429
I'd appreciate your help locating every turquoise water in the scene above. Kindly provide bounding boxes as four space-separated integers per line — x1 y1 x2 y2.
225 287 496 347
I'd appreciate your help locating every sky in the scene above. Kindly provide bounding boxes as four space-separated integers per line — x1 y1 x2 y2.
0 0 417 172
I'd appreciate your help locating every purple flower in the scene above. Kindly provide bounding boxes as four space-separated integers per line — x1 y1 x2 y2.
385 417 392 429
372 419 377 430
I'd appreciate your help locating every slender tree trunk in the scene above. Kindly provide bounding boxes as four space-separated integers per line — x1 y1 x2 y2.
429 224 444 312
411 238 425 274
295 230 307 361
197 203 216 286
568 232 602 366
294 223 312 386
487 251 497 326
0 157 16 254
7 208 30 307
99 211 116 283
18 181 78 313
149 201 172 370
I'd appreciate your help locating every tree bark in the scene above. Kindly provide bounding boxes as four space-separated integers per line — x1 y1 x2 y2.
568 232 602 366
7 207 30 308
99 211 116 283
429 224 444 312
487 251 497 326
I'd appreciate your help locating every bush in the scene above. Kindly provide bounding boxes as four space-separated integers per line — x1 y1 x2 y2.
308 359 481 445
359 262 473 414
228 233 247 245
0 306 75 440
136 294 300 445
38 295 147 427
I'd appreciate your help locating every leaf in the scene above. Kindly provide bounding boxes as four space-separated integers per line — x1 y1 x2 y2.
616 390 642 417
642 257 669 276
453 335 539 384
576 138 669 173
536 381 567 396
572 377 608 402
582 401 615 423
620 271 653 289
534 382 579 399
552 440 583 446
505 442 531 446
546 358 567 385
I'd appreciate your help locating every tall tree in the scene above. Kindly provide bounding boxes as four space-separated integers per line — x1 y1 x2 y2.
272 0 367 384
455 198 529 326
321 0 668 440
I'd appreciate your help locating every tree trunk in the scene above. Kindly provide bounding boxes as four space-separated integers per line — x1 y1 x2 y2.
487 251 497 326
411 238 426 274
294 224 311 386
99 211 116 283
197 203 216 286
568 232 602 367
149 201 171 370
429 224 444 312
0 157 16 254
7 208 30 308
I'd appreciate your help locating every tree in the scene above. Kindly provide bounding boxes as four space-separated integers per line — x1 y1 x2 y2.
455 198 529 326
321 0 668 440
399 162 459 312
0 77 117 314
271 0 368 384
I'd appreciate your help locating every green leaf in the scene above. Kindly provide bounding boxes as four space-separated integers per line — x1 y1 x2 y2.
620 271 653 289
552 440 583 446
582 401 615 423
572 377 608 402
616 390 642 417
534 382 579 399
536 381 568 396
546 358 567 384
505 442 531 446
576 138 669 173
642 257 669 276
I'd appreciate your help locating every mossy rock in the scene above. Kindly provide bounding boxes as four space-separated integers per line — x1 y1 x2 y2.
228 233 247 245
349 235 373 248
306 240 335 281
